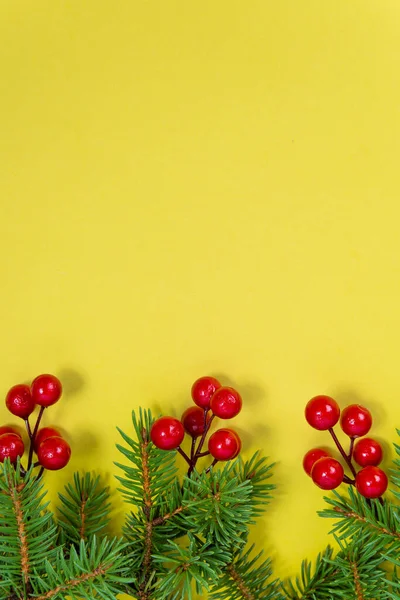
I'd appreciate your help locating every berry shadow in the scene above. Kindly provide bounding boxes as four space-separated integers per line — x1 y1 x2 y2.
51 368 85 420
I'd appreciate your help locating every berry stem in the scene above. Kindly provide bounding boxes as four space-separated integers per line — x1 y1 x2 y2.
348 436 355 461
205 459 218 474
186 413 215 476
176 447 191 465
195 413 215 458
343 474 355 485
35 466 45 481
197 451 210 458
27 406 45 469
24 419 32 439
190 437 196 461
329 427 357 478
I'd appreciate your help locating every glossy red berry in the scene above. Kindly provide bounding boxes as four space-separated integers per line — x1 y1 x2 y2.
303 448 331 476
37 436 71 470
34 427 62 452
355 466 388 499
311 456 344 490
210 387 242 419
181 407 209 438
31 374 62 407
191 376 221 409
150 416 185 450
340 404 372 438
0 425 22 438
353 437 383 467
208 428 241 461
6 384 35 419
0 433 25 463
305 395 340 430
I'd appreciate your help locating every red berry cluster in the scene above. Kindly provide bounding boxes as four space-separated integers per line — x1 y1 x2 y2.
150 376 242 473
2 374 71 475
303 395 388 499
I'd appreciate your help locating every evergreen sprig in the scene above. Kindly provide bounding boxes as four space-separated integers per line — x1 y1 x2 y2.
0 460 58 598
0 459 133 600
114 408 277 599
57 472 111 544
209 544 284 600
29 537 132 600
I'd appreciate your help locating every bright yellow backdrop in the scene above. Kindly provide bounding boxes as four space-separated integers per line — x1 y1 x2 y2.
1 0 400 595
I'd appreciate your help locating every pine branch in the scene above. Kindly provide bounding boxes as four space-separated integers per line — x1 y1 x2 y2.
152 533 231 600
319 487 400 549
115 409 179 599
281 547 344 599
326 535 389 599
29 537 133 600
115 408 178 510
0 461 58 598
232 452 275 515
209 544 283 600
180 464 253 547
57 472 111 544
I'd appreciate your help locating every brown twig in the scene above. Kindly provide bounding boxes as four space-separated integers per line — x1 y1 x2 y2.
139 427 153 599
152 505 185 526
28 406 45 469
333 506 400 539
351 561 364 600
79 491 88 540
9 477 29 584
329 428 357 478
227 563 255 600
35 565 107 600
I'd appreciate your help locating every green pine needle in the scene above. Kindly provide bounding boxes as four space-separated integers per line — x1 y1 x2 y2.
57 472 112 543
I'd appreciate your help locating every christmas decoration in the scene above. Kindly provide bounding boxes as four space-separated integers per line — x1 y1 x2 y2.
303 395 388 498
0 374 130 600
4 375 400 599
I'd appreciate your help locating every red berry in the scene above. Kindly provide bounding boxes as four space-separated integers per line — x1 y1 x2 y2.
150 416 185 450
208 428 241 461
6 384 35 419
353 437 383 467
0 425 22 438
181 407 209 438
191 376 221 409
37 436 71 470
305 395 340 430
340 404 372 438
355 466 388 499
210 387 242 419
303 448 331 476
31 374 62 407
0 433 25 463
34 427 62 453
311 457 344 490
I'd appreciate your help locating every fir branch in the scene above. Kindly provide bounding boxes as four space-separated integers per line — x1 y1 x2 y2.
115 409 179 599
10 480 29 584
210 544 283 600
57 472 111 544
152 533 231 600
281 547 342 600
350 561 364 600
181 465 253 547
225 564 255 599
232 452 275 515
320 487 400 546
29 537 133 600
0 461 58 596
152 505 184 526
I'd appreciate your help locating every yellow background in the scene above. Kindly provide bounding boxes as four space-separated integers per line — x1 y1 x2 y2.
1 0 400 596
